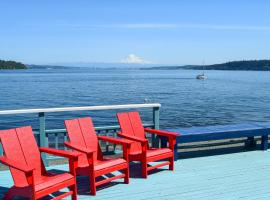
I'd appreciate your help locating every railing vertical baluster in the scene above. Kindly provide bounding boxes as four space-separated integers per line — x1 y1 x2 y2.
105 130 109 153
0 143 3 156
113 130 117 152
64 134 68 150
152 106 160 147
55 133 59 149
39 112 48 166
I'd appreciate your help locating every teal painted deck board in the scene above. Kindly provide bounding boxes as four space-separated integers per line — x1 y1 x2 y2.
1 151 270 199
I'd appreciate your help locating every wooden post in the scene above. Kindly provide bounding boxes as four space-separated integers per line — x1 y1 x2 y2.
152 107 160 147
245 136 256 149
261 135 268 150
174 140 178 161
39 112 48 166
160 136 168 148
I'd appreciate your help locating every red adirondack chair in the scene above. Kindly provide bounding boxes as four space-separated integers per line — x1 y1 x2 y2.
0 126 80 200
117 111 179 178
64 117 133 196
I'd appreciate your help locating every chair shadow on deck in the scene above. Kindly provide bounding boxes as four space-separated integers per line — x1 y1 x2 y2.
75 162 166 195
0 186 67 200
46 169 112 196
75 176 121 195
0 186 9 199
128 162 165 178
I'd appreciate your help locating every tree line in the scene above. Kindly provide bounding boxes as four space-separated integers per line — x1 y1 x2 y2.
0 59 27 69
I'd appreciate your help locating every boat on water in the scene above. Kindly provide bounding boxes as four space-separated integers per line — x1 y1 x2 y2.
196 73 207 80
196 62 207 80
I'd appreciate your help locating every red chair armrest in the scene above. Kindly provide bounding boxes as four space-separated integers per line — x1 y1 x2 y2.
64 142 96 156
0 156 34 174
39 147 81 159
118 132 148 144
65 142 96 166
144 128 180 138
98 136 134 161
98 136 134 147
144 128 179 149
39 147 80 176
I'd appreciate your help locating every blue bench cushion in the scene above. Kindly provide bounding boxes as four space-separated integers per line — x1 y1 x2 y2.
169 122 270 143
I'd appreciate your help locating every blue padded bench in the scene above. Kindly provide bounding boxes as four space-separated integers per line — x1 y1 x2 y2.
161 122 270 160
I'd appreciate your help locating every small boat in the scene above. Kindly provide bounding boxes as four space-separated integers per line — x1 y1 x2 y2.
196 73 207 80
196 62 207 80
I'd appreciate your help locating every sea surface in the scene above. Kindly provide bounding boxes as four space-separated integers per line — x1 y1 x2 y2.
0 68 270 130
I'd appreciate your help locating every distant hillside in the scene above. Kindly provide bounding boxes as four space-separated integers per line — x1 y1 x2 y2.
0 60 27 70
42 62 157 68
27 63 159 69
144 60 270 71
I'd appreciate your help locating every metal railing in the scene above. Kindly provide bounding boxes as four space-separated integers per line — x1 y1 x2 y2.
0 103 161 166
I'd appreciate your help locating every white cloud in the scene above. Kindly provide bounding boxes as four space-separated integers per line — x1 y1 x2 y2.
121 54 152 64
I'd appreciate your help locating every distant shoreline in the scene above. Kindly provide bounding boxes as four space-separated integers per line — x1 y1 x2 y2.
142 60 270 71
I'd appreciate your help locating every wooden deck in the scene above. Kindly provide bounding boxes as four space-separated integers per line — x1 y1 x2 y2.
1 150 270 199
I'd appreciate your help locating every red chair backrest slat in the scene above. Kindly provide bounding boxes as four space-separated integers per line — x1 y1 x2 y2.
65 117 102 166
0 126 42 187
117 112 146 154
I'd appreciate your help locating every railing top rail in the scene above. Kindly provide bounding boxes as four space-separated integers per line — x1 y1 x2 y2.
0 103 161 115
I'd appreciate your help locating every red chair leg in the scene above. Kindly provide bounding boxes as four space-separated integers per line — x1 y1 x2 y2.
124 167 129 184
169 156 174 171
68 184 78 200
142 161 148 178
89 171 96 196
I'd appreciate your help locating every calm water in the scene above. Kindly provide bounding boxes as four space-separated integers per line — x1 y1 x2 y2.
0 68 270 130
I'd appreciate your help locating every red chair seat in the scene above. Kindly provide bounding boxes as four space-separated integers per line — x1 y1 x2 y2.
35 173 74 192
129 148 172 161
129 148 172 157
76 158 127 176
147 148 172 157
95 158 127 171
77 157 126 169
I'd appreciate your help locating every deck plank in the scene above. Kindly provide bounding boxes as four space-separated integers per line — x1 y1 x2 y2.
1 150 270 199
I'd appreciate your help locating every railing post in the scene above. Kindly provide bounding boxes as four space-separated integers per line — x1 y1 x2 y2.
39 112 48 166
152 106 160 147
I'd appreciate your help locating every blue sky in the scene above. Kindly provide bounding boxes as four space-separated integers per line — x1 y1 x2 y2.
1 0 270 65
